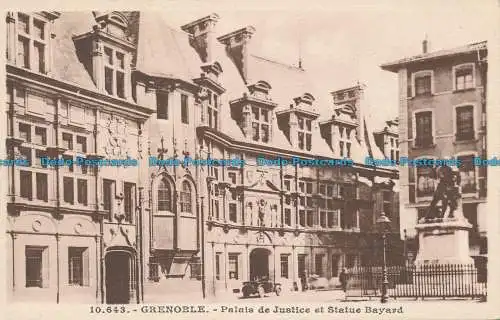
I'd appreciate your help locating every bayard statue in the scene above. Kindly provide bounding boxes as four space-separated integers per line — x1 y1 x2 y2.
424 165 462 221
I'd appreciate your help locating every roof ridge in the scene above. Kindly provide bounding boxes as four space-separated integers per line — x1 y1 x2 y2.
251 54 304 71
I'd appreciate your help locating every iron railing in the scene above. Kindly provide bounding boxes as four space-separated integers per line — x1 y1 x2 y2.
346 264 487 300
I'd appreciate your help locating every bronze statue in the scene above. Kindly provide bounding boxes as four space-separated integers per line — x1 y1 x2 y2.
425 165 461 221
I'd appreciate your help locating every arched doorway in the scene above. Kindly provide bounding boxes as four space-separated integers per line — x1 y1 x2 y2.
105 249 135 304
249 248 271 281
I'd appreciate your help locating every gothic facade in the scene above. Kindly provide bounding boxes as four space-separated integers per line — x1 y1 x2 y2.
5 11 399 303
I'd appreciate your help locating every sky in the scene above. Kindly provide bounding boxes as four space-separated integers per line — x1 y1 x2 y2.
157 0 497 130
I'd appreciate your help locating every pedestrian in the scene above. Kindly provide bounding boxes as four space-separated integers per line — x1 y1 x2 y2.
339 268 348 300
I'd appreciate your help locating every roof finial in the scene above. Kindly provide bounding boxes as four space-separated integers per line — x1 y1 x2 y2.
297 18 303 69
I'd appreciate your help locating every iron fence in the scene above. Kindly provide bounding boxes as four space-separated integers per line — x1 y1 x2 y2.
346 264 487 300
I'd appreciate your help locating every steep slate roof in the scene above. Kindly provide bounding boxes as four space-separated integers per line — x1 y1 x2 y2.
381 41 487 72
45 12 386 162
135 11 201 83
132 12 386 162
51 12 98 90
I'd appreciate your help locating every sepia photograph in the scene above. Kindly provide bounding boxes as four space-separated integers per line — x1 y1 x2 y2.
2 1 499 319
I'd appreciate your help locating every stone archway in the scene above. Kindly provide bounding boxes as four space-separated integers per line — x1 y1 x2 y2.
249 248 271 281
105 248 136 304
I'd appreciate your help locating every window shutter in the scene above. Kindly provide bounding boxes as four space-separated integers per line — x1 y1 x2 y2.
42 247 50 288
82 248 90 286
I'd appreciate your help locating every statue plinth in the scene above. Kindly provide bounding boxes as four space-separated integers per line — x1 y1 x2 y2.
414 216 473 265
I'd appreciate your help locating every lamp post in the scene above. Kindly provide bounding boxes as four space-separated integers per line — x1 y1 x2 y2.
376 212 391 303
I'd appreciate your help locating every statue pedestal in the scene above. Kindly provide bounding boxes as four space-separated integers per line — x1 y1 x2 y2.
413 217 477 291
414 217 473 265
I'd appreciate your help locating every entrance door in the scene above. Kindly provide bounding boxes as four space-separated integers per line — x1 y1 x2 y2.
331 255 340 277
106 251 131 304
297 254 306 278
249 248 270 281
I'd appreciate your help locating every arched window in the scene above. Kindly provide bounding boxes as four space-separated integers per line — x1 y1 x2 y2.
157 178 171 211
180 181 192 213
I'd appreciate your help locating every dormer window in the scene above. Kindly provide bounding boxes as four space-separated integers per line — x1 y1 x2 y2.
338 126 352 157
251 107 270 143
15 13 47 73
297 116 312 151
104 47 125 98
73 11 133 99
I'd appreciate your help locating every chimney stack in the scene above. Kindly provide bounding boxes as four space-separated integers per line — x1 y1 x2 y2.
422 38 428 54
181 13 220 63
217 26 256 83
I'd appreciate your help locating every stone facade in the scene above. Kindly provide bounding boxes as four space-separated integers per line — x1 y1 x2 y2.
5 11 400 303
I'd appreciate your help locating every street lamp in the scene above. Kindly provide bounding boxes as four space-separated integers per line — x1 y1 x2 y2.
376 212 391 303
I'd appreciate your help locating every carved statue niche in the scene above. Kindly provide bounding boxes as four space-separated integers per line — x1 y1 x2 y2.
257 199 267 226
424 165 461 221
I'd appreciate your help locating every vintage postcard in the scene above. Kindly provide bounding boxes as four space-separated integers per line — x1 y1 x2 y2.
1 0 499 319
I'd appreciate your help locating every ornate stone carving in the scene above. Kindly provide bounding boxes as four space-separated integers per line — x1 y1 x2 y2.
104 115 128 157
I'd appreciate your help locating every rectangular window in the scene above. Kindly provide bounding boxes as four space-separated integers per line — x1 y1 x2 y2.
18 13 30 34
34 42 45 73
76 136 87 153
33 19 45 39
415 112 433 147
77 179 87 206
62 132 73 150
19 147 32 164
116 71 125 98
320 211 327 228
36 173 48 202
20 170 32 199
345 254 357 268
415 75 431 95
124 182 135 222
25 246 46 288
104 67 113 95
284 180 291 191
35 150 47 168
103 179 114 212
64 177 74 204
18 36 29 68
459 155 476 193
306 210 314 227
252 122 259 141
315 254 324 276
68 247 89 286
156 92 169 120
19 123 31 142
228 172 237 184
181 94 189 124
280 254 289 279
284 208 291 226
456 68 474 90
416 166 436 197
228 254 239 280
63 155 73 172
229 203 237 223
456 106 474 141
261 124 269 143
215 253 221 280
34 127 47 145
299 210 305 227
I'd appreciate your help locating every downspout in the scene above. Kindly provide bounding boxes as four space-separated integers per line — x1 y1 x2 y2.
200 196 206 299
56 234 60 303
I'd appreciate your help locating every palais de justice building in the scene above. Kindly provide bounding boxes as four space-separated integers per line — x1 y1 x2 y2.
5 11 399 304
